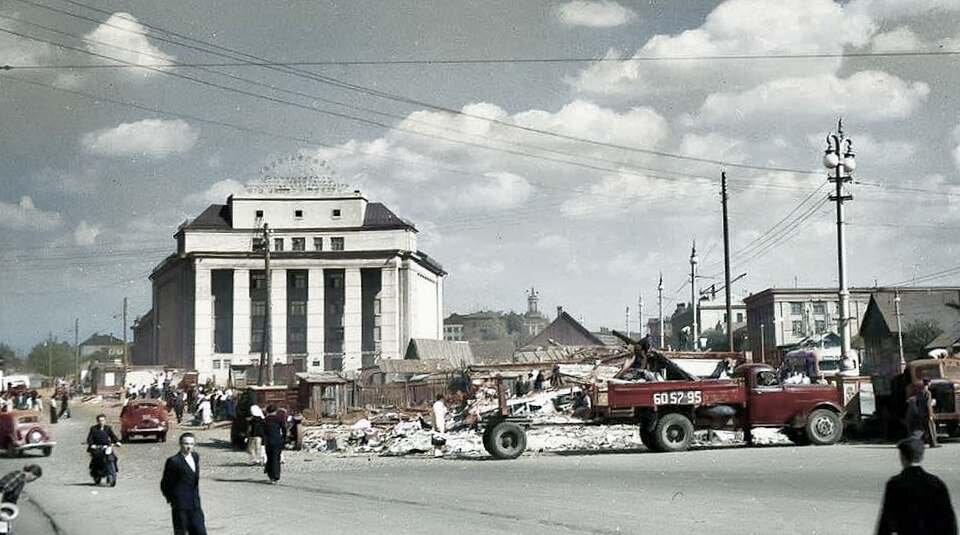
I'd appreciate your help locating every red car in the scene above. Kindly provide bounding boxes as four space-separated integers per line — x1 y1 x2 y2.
121 400 169 442
0 411 54 457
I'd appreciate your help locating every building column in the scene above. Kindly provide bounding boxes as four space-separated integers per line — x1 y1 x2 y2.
379 262 400 360
307 267 325 370
232 269 250 363
270 268 287 364
342 267 363 371
435 275 443 339
193 265 213 377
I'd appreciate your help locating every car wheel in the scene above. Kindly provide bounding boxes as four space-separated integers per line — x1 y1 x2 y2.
806 409 843 445
946 422 960 438
486 422 527 460
653 413 694 452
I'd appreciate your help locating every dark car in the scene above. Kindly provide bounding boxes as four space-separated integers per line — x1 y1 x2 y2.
121 400 169 442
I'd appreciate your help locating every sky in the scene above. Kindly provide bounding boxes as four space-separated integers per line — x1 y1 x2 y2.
2 0 960 352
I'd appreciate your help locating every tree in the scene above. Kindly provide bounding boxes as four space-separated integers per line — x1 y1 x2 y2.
26 339 76 378
902 320 943 359
503 312 524 335
0 343 15 372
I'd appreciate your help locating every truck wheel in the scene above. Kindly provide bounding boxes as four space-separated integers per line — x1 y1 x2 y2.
485 422 527 460
654 413 694 452
481 425 495 454
806 409 843 445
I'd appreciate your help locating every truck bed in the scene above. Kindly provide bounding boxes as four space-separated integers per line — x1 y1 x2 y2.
607 378 747 410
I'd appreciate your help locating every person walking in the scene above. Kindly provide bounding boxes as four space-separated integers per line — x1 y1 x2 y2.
876 436 956 535
57 391 70 419
197 397 213 430
432 394 448 458
160 433 207 535
246 405 265 465
172 392 185 425
262 405 286 484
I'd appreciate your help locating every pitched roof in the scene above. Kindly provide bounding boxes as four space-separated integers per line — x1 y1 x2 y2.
363 202 417 231
468 339 518 363
404 339 473 366
180 202 415 232
521 311 605 350
862 289 960 335
81 333 125 347
183 204 232 230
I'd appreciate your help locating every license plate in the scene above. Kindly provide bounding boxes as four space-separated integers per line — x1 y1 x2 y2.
653 390 703 405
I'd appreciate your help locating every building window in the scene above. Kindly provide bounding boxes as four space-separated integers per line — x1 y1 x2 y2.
331 237 344 251
288 330 306 343
223 359 231 368
312 360 321 368
813 302 826 315
328 303 344 315
293 273 307 289
736 312 743 323
815 320 826 334
212 359 221 369
292 237 305 251
791 320 804 336
251 301 266 316
251 273 266 290
373 326 381 341
252 238 265 252
314 237 323 251
295 209 303 219
373 298 381 315
290 301 307 316
332 209 341 218
790 302 803 315
329 275 343 289
251 330 264 352
255 210 263 219
274 238 284 251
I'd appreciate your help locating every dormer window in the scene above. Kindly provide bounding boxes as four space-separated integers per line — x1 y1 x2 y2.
332 209 341 219
255 210 264 223
295 209 303 219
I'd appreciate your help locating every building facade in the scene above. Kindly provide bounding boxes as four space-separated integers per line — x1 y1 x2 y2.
79 334 126 359
669 297 746 350
146 171 445 382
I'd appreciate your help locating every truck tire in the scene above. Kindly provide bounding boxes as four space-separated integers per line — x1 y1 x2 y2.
653 413 694 452
805 409 843 445
485 422 527 460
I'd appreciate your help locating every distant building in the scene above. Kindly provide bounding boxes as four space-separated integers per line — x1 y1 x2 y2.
144 167 445 382
79 333 126 359
646 318 673 347
669 296 746 350
521 306 605 350
521 287 550 341
130 310 154 366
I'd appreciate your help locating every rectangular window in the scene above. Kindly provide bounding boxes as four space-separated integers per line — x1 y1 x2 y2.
328 303 344 315
329 275 343 289
290 301 307 316
295 209 303 219
332 209 341 218
736 312 743 323
313 237 323 251
790 302 803 315
251 272 266 291
212 359 221 370
815 320 826 334
289 330 306 343
373 326 381 341
250 330 264 352
251 301 266 316
792 320 804 336
292 237 305 251
223 359 231 368
252 237 265 252
373 299 381 315
331 237 344 251
813 302 826 315
293 273 307 289
312 360 321 368
274 238 284 251
255 210 263 218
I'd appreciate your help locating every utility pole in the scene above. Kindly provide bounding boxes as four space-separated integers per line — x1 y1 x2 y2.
122 297 128 367
625 306 630 339
638 292 644 338
895 290 905 368
690 242 699 351
258 223 274 386
721 171 734 352
759 324 766 364
657 273 664 349
74 318 80 384
823 119 856 363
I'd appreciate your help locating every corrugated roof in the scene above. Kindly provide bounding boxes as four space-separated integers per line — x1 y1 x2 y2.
81 333 125 347
404 339 473 366
468 339 518 363
521 311 604 350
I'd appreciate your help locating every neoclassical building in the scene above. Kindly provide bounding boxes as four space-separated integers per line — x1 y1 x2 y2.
146 164 445 382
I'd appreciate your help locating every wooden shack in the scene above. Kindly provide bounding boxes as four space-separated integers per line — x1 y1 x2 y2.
295 372 351 419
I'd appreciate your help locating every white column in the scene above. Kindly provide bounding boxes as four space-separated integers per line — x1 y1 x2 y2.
435 275 444 339
398 263 410 358
270 268 287 364
233 269 250 363
193 265 213 377
343 267 363 371
307 267 325 370
379 262 400 360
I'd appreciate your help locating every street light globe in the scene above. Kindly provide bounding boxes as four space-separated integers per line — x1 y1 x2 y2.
842 154 856 173
822 150 840 169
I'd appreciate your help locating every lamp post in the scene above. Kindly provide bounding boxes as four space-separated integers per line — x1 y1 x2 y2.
657 273 664 349
823 119 856 363
690 242 699 351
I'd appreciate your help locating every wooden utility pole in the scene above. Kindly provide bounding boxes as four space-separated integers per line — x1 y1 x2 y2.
74 318 80 384
721 171 734 351
258 224 273 386
122 297 128 367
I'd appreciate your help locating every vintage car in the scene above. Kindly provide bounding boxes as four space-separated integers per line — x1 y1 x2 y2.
0 411 54 457
904 357 960 437
121 400 169 442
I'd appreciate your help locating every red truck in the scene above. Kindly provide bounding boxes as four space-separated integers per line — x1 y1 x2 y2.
480 362 845 459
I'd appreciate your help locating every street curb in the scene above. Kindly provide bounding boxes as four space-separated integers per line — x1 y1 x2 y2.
23 492 66 535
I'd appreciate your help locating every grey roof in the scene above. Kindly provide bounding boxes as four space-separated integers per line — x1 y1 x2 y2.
363 202 417 231
180 202 415 232
378 359 456 374
863 289 960 335
468 339 518 363
183 204 232 230
295 372 349 384
81 333 124 347
404 339 473 366
591 332 627 347
521 311 605 350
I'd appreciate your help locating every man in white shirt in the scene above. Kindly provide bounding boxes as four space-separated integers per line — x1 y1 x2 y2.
160 433 207 535
432 394 448 458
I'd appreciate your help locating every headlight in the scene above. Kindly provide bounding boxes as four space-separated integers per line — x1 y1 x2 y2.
28 431 42 444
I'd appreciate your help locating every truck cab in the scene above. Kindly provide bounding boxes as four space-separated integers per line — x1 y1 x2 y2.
904 358 960 437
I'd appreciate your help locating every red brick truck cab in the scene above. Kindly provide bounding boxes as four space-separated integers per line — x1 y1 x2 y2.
607 363 845 452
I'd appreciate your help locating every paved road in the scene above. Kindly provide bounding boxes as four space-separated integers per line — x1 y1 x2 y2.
6 401 960 534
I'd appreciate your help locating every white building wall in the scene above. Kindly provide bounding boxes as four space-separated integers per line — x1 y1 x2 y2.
342 268 363 371
183 229 416 254
231 195 367 229
379 262 400 359
306 267 325 370
409 261 441 340
232 269 251 363
269 268 287 364
193 266 214 381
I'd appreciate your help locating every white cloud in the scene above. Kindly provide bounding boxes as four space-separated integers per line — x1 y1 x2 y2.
557 1 637 28
535 234 573 251
81 119 199 159
870 26 925 52
678 133 746 163
84 13 175 76
694 71 929 128
560 171 702 220
570 0 875 97
848 0 960 19
455 172 533 210
0 196 62 231
0 18 55 66
186 179 245 206
73 221 101 246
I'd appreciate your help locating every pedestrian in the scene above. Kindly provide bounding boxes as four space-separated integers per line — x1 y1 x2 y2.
0 464 42 504
907 380 939 448
48 396 58 424
198 397 212 430
173 392 185 425
262 405 286 484
160 433 207 535
876 436 956 535
247 405 265 465
57 391 70 419
432 393 448 458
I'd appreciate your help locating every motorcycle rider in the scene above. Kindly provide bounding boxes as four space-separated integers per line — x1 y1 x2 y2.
86 414 121 484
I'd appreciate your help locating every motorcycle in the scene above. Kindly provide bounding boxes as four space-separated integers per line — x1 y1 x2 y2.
88 444 119 487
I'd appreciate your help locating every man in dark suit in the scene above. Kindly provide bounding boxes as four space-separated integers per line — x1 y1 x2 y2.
160 433 207 535
262 405 286 484
877 437 956 535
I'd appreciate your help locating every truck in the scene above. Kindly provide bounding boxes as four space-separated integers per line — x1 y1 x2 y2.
479 344 845 459
900 357 960 437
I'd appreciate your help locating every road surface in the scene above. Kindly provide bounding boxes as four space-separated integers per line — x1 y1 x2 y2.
5 401 959 534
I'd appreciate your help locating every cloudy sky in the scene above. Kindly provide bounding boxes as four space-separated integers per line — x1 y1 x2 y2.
2 0 960 351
